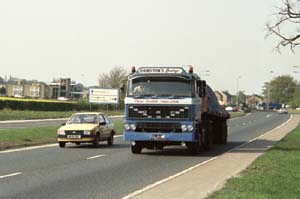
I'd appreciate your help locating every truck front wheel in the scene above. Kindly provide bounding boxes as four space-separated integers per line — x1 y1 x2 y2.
131 142 142 154
187 124 202 154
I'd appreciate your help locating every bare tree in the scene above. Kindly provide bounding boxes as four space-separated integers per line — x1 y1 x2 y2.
98 66 128 88
266 0 300 52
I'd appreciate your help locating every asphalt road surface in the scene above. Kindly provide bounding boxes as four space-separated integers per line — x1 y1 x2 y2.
0 116 124 130
0 112 290 199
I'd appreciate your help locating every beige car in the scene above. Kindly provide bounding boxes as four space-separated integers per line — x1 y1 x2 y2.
57 112 115 148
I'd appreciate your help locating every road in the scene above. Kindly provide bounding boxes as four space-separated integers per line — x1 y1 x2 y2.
0 116 124 130
0 112 290 199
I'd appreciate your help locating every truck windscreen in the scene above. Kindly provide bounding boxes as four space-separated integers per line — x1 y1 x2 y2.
128 77 192 97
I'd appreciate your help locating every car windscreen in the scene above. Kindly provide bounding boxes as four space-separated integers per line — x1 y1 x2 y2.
67 114 98 124
128 77 192 97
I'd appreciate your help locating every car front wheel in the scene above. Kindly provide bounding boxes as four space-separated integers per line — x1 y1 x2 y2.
59 142 66 148
93 133 100 147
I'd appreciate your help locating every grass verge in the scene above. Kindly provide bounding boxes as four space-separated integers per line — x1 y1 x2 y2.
0 126 58 150
0 120 125 150
208 127 300 199
0 109 124 121
229 112 246 118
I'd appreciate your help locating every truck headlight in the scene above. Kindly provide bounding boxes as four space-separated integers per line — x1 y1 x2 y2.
58 130 65 135
84 130 91 135
181 124 187 132
187 125 194 132
130 124 136 131
125 124 130 130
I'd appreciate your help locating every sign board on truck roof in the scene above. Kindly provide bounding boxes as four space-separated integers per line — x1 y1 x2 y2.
89 88 119 104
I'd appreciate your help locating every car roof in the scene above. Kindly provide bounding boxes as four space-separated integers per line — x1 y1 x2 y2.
72 112 104 115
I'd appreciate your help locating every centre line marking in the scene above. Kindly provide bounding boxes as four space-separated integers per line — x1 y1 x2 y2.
86 154 106 160
0 172 22 179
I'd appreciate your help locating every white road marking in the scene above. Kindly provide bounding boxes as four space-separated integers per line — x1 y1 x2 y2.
86 154 106 160
0 135 123 154
121 114 293 199
0 172 22 179
0 144 58 154
120 157 219 199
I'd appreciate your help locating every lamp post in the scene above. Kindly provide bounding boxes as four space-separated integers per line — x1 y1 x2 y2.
236 76 242 107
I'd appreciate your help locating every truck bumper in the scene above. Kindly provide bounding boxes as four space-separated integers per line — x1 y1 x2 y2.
124 131 194 142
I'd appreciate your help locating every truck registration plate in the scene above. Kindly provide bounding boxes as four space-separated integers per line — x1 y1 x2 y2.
67 135 81 139
151 134 165 141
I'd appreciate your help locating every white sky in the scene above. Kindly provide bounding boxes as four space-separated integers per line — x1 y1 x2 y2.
0 0 299 95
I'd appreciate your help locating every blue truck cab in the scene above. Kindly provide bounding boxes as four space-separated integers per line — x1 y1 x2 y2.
123 66 229 154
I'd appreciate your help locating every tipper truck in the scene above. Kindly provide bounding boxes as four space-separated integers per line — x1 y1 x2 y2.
123 66 230 154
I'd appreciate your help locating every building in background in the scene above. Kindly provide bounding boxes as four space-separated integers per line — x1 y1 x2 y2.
48 78 84 100
23 81 48 98
0 76 84 100
214 90 233 106
246 94 264 108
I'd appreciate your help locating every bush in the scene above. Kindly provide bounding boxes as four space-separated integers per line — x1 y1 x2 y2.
0 97 122 112
0 99 76 111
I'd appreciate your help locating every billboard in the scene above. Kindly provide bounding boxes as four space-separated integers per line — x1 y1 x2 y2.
89 88 119 104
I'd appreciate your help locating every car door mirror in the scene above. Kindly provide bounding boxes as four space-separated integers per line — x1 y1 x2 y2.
99 122 106 125
61 122 66 126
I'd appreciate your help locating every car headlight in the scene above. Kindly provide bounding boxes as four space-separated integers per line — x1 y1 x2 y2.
58 130 65 135
84 130 91 135
125 124 130 131
187 125 194 132
130 124 136 131
181 124 187 132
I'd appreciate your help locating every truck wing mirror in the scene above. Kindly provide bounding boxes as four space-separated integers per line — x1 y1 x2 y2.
120 80 127 94
197 80 206 98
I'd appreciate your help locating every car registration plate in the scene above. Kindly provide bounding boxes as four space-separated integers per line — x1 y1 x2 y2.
67 135 81 139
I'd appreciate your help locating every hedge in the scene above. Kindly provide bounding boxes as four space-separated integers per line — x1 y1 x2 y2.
0 97 123 111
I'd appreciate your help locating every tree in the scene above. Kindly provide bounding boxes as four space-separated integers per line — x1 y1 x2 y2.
0 86 6 95
98 66 128 89
266 0 300 52
0 76 4 84
290 84 300 107
262 75 297 104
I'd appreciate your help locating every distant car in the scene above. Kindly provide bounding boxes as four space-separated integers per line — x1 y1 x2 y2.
278 108 288 114
57 112 116 148
57 97 69 101
225 106 233 112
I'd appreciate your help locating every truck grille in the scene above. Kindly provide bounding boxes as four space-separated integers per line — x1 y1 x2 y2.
128 105 189 120
136 122 182 133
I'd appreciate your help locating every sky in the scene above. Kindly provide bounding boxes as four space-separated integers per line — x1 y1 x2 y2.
0 0 299 95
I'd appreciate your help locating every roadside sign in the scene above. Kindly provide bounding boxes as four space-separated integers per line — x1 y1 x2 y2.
89 89 119 104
